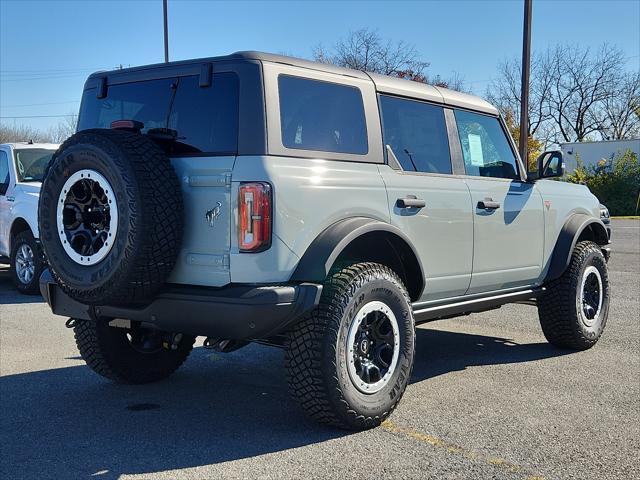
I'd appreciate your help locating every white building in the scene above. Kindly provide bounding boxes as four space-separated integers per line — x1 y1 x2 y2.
560 139 640 173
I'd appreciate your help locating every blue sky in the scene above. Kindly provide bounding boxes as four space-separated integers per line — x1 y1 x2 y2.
1 0 639 131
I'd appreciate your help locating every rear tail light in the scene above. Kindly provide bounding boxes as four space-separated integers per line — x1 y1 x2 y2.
238 182 272 252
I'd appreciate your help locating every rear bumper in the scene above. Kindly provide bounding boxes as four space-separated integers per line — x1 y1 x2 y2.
39 270 322 340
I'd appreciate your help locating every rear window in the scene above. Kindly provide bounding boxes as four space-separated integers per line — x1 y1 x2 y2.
278 75 368 155
379 95 451 174
14 149 55 182
78 73 239 155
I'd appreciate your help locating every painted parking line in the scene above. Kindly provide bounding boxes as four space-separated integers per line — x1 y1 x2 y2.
381 420 544 480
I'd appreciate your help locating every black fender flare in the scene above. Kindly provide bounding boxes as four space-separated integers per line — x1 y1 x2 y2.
290 217 425 298
545 214 610 282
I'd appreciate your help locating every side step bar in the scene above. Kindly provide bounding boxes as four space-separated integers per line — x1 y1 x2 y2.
412 288 544 323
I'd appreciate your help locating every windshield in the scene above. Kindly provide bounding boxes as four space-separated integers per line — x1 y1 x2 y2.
14 149 55 182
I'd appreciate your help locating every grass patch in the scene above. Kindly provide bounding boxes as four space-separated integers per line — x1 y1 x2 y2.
612 216 640 220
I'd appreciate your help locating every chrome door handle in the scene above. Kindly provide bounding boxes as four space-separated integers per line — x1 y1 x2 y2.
396 197 426 209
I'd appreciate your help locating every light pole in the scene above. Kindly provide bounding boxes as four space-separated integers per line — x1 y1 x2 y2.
163 0 169 63
519 0 532 169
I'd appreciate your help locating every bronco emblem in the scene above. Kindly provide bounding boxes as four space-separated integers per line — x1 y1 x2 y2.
205 202 223 227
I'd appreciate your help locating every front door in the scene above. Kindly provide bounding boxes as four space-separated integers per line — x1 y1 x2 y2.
453 109 544 294
378 95 473 302
0 149 13 256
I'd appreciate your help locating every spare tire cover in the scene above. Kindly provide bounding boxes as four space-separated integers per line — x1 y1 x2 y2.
39 129 183 306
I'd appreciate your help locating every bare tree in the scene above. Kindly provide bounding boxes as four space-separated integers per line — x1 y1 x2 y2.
549 44 626 142
487 43 639 144
0 114 77 144
46 113 78 143
595 71 640 140
486 51 553 139
313 28 430 79
0 123 52 144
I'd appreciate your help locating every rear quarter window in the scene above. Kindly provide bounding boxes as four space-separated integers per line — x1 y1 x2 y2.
78 73 239 155
278 75 368 155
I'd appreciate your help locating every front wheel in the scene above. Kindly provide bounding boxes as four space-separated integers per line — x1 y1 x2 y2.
285 262 415 430
10 230 45 295
538 241 610 350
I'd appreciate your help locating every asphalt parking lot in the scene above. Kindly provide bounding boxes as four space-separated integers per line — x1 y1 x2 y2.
1 219 638 480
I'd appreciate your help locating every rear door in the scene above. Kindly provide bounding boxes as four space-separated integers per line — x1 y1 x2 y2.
377 95 473 302
453 110 544 293
77 70 240 286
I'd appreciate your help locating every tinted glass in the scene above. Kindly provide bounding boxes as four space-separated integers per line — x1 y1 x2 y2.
454 110 519 179
14 149 55 182
0 151 9 187
279 75 368 155
380 95 451 174
78 73 239 154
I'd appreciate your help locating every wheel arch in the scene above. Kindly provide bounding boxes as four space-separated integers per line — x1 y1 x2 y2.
9 217 34 250
545 213 610 282
290 217 425 301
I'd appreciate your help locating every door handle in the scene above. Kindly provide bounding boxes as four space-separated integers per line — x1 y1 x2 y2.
396 197 426 209
477 198 500 210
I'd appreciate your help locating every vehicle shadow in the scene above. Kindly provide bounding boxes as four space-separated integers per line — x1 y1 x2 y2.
0 267 44 305
0 328 569 479
411 326 571 382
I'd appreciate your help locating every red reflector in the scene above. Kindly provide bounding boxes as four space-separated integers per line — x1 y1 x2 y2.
110 120 144 131
238 182 272 252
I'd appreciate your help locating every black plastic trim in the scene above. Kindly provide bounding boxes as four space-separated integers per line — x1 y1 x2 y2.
290 217 425 298
40 270 322 340
413 287 543 323
199 63 212 87
444 108 466 175
545 214 610 282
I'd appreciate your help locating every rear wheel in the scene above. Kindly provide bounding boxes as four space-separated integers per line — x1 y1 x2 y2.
538 241 610 350
73 319 195 384
10 230 44 295
285 262 415 430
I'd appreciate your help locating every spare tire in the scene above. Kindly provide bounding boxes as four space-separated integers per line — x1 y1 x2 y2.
39 129 183 306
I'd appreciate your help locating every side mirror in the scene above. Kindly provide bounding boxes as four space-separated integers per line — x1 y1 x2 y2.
528 150 565 181
0 183 8 196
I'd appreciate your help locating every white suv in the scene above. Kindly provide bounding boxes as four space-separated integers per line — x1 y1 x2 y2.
0 142 58 294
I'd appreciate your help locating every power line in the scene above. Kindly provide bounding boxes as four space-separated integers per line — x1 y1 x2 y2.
0 100 80 108
0 114 75 119
0 66 103 73
0 73 91 82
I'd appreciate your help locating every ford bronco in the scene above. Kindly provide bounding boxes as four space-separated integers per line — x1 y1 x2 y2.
38 52 611 430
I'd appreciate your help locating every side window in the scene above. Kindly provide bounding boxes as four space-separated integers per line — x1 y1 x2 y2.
0 151 10 192
278 75 368 155
454 110 519 179
379 95 452 174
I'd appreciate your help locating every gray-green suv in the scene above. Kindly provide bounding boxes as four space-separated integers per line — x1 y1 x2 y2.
38 52 612 430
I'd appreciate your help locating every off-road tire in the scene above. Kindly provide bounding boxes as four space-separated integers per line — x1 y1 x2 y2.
73 319 195 384
39 129 183 306
10 230 45 295
285 262 415 430
538 241 610 350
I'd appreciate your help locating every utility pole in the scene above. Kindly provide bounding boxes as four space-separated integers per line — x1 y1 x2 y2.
163 0 169 63
519 0 532 169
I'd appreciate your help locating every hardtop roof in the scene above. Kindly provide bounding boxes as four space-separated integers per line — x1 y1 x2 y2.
86 50 498 116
